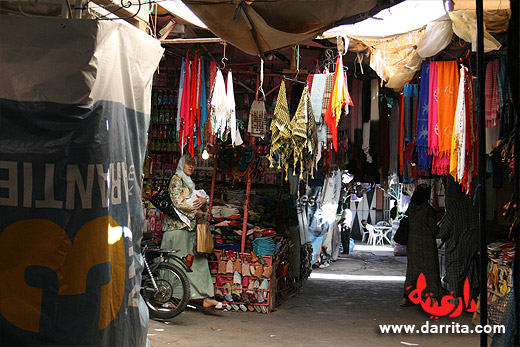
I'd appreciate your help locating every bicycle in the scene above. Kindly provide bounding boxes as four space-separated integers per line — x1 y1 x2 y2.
141 233 192 319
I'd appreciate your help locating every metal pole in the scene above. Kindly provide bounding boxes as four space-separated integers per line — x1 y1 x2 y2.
509 1 520 344
208 144 219 214
476 0 487 345
240 138 255 254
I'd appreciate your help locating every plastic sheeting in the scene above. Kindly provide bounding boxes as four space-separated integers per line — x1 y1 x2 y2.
448 10 503 52
416 15 454 58
0 15 163 346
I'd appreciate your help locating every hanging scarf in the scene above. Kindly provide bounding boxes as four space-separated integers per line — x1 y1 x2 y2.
210 69 227 139
450 66 467 181
291 86 310 178
199 58 207 150
462 69 477 193
324 56 351 151
434 60 459 175
226 71 242 146
349 78 363 144
403 84 418 142
269 81 293 175
310 73 327 123
179 51 191 154
417 61 431 173
485 59 499 128
175 154 195 191
188 50 199 157
428 61 439 157
437 61 459 156
176 58 186 143
306 91 319 176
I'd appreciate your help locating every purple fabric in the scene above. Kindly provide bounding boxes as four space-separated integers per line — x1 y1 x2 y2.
417 62 432 173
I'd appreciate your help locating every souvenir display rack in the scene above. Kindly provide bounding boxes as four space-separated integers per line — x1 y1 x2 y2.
209 250 274 313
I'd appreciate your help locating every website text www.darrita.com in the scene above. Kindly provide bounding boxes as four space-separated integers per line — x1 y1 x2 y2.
379 321 505 334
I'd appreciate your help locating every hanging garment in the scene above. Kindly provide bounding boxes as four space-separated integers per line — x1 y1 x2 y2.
435 60 459 175
403 84 418 143
176 58 186 142
269 81 293 174
226 71 243 146
362 121 372 163
306 91 319 176
388 101 400 177
485 59 499 128
379 97 390 179
349 78 363 143
462 71 477 193
179 52 192 154
398 93 404 175
320 73 334 135
497 56 512 111
199 58 207 150
188 50 199 157
450 66 468 182
428 61 439 156
290 86 309 178
310 74 327 123
210 69 227 139
324 56 352 151
417 61 431 173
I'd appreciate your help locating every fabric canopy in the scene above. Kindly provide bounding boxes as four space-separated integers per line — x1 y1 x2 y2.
182 0 403 56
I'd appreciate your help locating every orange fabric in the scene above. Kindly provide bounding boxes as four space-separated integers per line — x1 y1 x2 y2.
324 56 350 151
398 93 404 175
436 61 459 158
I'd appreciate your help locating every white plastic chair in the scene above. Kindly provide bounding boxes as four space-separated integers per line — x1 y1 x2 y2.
365 224 383 246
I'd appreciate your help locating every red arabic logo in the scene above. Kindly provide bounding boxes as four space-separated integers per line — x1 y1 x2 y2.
407 273 477 319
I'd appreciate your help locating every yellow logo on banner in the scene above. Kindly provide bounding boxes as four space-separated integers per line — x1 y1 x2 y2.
0 216 126 332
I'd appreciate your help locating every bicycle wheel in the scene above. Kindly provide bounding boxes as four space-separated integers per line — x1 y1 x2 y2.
141 262 190 319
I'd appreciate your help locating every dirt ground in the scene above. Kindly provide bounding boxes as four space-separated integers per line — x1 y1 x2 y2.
147 245 487 347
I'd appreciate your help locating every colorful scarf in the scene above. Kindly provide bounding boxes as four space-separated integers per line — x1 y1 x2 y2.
325 56 352 151
428 61 439 156
485 59 499 128
179 51 191 154
199 58 207 150
417 61 431 173
450 66 467 181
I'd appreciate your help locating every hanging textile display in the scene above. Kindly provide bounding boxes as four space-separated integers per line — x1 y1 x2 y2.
269 81 293 175
309 74 327 123
450 66 468 182
199 58 207 150
210 69 227 140
226 71 243 146
435 60 459 175
290 87 309 178
179 51 192 155
462 66 477 193
416 61 432 173
176 58 186 142
485 59 499 128
324 55 353 151
188 50 199 157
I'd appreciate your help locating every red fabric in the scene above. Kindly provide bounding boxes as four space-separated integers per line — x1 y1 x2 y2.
188 51 199 157
179 50 191 154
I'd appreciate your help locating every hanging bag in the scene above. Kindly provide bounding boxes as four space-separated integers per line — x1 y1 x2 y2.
149 178 176 217
195 213 214 254
393 215 409 246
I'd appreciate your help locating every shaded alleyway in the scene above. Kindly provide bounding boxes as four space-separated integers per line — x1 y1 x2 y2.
147 245 481 346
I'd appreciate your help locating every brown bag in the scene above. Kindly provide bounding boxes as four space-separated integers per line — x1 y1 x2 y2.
196 214 214 254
